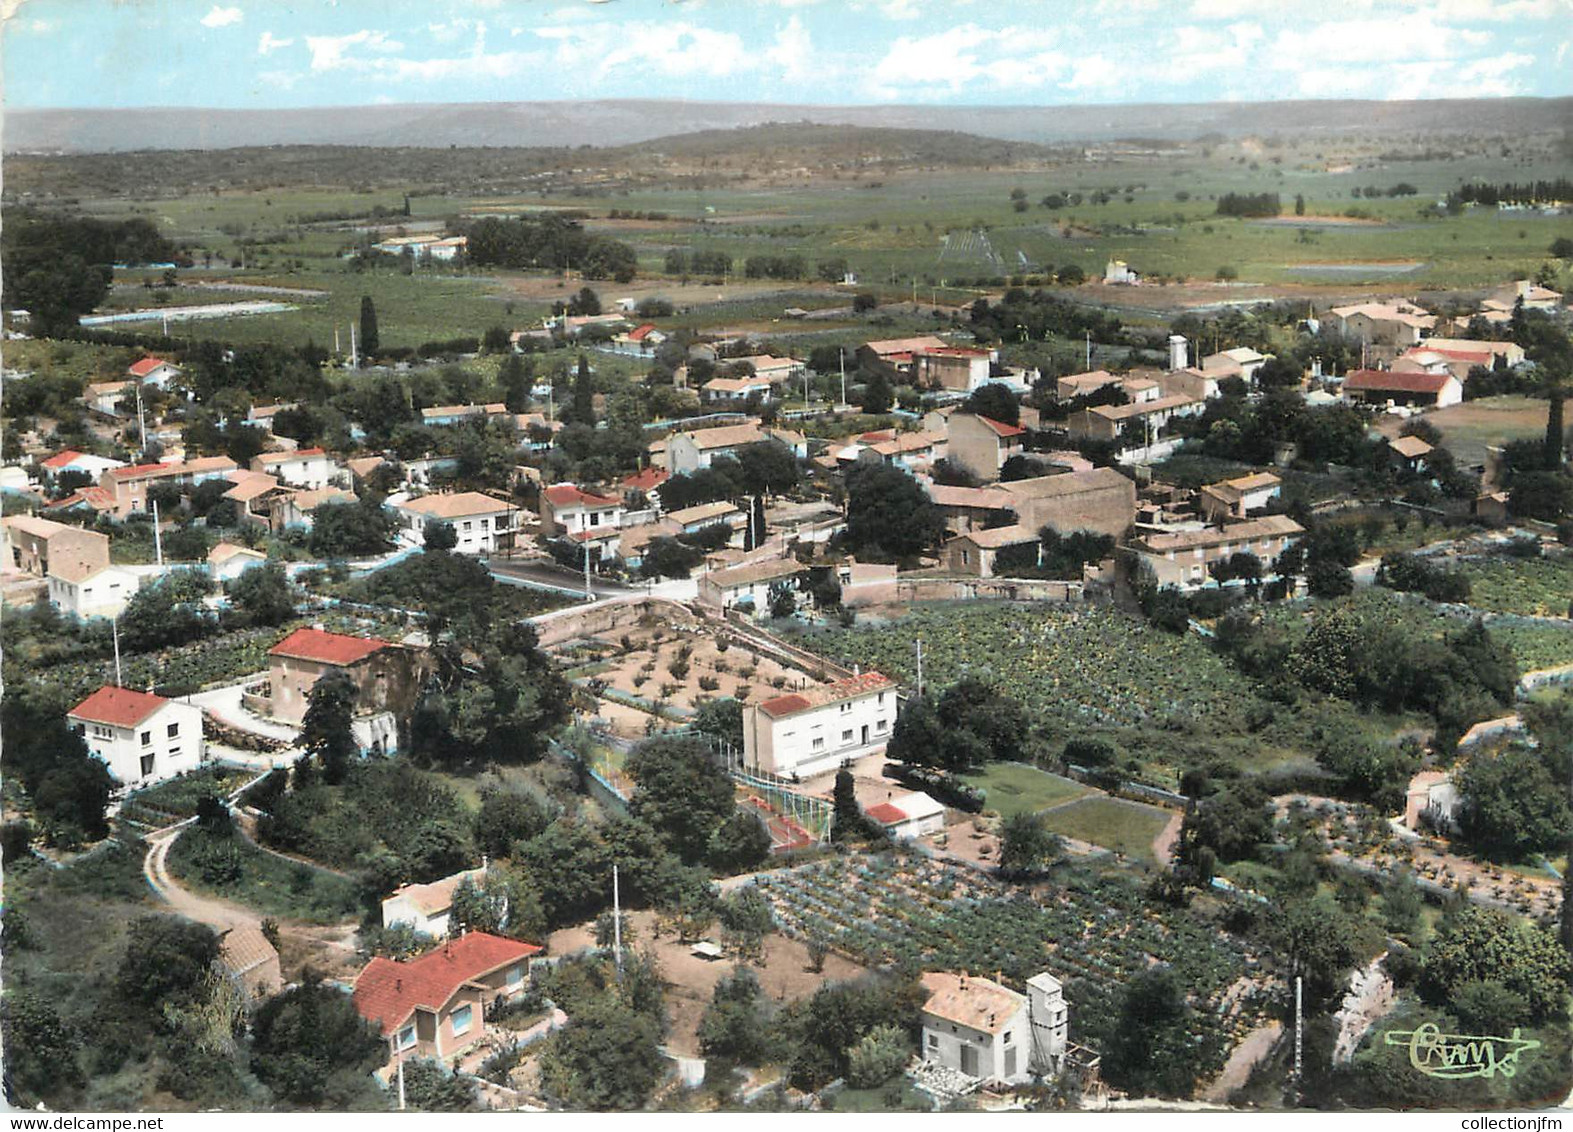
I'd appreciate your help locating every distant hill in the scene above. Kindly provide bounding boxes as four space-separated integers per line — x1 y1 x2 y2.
8 96 1571 154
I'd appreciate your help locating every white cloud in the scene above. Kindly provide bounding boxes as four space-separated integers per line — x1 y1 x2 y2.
1458 50 1535 94
866 24 1069 98
1065 54 1121 92
257 31 293 55
200 5 243 28
1273 12 1488 66
765 16 813 83
304 29 402 72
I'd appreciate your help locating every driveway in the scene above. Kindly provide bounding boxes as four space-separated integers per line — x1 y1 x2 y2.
188 678 301 745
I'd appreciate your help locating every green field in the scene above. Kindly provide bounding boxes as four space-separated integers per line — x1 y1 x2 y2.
963 762 1091 818
25 135 1573 361
1040 797 1172 863
1493 623 1573 673
1457 555 1573 617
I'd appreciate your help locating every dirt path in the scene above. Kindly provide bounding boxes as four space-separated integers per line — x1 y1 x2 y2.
1152 811 1184 867
144 823 362 978
144 825 259 933
1201 1022 1283 1103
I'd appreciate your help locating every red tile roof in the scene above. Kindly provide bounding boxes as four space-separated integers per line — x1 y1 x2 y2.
268 627 391 667
543 484 621 508
758 671 897 719
629 324 657 342
975 414 1026 439
865 802 907 825
68 685 169 729
109 462 174 480
1344 369 1454 394
621 467 669 492
352 932 542 1035
256 447 327 463
41 450 84 469
128 357 173 378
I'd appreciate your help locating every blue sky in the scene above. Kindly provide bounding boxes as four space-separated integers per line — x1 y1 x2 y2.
5 0 1572 109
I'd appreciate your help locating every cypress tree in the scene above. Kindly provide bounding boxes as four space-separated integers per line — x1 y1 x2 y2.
571 354 595 425
359 295 379 358
1545 387 1565 467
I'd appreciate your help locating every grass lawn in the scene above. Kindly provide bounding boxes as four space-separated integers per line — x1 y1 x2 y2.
824 1083 930 1112
963 761 1091 818
167 825 361 924
1040 797 1171 863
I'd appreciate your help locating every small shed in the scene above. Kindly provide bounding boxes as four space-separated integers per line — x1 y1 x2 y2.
220 925 283 1001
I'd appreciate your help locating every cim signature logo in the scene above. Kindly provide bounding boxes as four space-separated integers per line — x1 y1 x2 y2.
1382 1022 1541 1080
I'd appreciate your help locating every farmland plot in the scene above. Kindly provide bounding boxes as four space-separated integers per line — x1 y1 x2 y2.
796 604 1260 732
754 853 1274 1081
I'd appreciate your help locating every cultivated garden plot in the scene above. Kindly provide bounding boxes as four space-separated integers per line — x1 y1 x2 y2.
754 852 1276 1082
116 765 256 831
566 624 822 722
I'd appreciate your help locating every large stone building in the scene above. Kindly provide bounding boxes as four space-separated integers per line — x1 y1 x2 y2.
999 469 1137 539
261 627 427 752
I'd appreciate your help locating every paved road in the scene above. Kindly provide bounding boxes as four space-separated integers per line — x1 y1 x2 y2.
489 559 637 598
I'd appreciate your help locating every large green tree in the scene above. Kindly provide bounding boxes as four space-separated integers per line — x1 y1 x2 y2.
301 672 358 785
1456 745 1573 861
1421 905 1571 1022
625 735 736 865
539 997 665 1111
359 295 380 357
250 971 388 1107
844 463 945 559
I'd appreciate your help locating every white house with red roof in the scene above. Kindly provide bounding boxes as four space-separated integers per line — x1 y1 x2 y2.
38 450 126 484
540 483 625 538
250 447 344 491
352 931 541 1065
946 413 1026 482
67 685 205 788
620 466 670 509
866 790 946 839
742 670 899 779
127 356 182 389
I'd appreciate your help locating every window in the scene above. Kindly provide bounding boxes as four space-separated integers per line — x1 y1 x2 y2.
450 1004 474 1036
927 1033 940 1048
462 521 473 532
876 719 888 732
841 729 853 742
397 1025 417 1050
507 963 525 985
1003 1030 1014 1046
140 753 155 777
878 692 885 705
481 518 490 529
590 511 600 527
839 701 851 713
812 738 824 750
140 730 152 746
167 722 180 739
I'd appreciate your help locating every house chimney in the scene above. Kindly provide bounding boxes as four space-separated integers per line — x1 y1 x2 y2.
396 978 402 993
1167 335 1188 372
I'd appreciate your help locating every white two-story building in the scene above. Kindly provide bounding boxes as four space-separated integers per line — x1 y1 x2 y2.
742 671 898 779
392 492 520 555
919 970 1072 1085
66 685 205 789
251 448 344 491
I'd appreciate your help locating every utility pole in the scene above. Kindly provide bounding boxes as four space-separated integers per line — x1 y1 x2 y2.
397 1054 406 1111
152 500 164 566
1085 330 1092 370
612 863 624 978
350 323 358 370
1293 975 1303 1106
135 383 148 455
839 348 847 409
584 542 593 603
113 616 123 686
915 638 924 700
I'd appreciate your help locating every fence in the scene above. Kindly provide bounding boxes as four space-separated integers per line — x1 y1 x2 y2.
730 767 834 848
